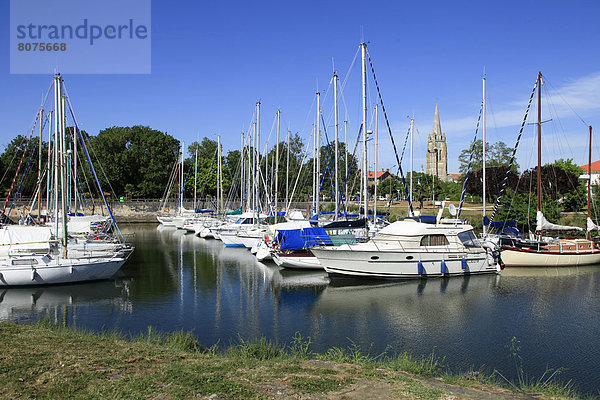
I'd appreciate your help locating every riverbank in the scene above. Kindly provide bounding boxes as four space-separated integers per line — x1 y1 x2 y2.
0 322 582 399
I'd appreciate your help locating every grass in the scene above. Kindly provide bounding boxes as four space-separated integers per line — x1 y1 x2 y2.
0 322 588 399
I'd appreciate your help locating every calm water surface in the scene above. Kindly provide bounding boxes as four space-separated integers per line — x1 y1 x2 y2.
1 224 599 395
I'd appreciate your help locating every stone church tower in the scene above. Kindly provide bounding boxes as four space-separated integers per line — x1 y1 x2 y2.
426 104 448 182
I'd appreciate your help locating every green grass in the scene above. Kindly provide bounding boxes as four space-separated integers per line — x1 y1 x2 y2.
0 322 587 400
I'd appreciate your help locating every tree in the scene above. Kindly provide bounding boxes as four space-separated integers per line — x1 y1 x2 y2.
0 134 49 199
88 126 179 198
458 140 518 174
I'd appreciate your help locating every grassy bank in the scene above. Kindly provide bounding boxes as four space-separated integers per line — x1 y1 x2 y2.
0 322 587 400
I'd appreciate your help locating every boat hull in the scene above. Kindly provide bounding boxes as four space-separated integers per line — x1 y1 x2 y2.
501 246 600 267
0 256 127 286
311 247 499 279
273 251 323 270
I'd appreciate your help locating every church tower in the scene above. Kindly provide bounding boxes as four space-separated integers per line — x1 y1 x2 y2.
426 104 448 182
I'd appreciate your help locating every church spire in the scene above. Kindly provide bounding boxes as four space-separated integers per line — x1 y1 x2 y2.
432 104 442 139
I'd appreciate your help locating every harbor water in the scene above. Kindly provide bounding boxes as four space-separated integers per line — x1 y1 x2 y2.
1 224 599 395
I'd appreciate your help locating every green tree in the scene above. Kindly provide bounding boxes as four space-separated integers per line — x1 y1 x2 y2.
88 126 179 198
458 140 518 173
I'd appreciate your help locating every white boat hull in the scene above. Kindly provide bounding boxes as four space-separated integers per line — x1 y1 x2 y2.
0 256 128 286
311 247 500 278
273 252 323 270
501 247 600 267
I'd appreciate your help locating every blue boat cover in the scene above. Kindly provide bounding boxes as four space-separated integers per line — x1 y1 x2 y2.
302 227 333 247
483 216 517 228
278 229 304 251
278 227 332 250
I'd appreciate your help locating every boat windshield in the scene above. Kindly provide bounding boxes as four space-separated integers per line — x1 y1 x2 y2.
458 230 481 248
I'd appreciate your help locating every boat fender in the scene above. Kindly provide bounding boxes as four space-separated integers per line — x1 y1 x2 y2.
461 258 468 270
31 268 36 281
70 265 74 274
441 260 448 274
264 235 270 242
417 261 425 275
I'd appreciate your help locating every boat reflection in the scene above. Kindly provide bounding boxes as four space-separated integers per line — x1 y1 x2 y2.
0 278 132 322
501 265 600 277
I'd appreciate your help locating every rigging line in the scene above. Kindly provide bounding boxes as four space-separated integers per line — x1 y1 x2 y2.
320 114 347 216
489 76 538 225
63 89 120 207
398 123 411 166
457 101 484 219
543 75 588 127
366 49 414 216
7 137 38 218
2 112 41 215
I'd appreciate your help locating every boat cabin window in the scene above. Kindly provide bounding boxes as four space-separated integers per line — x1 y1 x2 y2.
420 234 449 246
458 231 480 248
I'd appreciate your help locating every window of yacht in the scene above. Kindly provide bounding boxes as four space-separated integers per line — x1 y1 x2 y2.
458 231 480 248
420 234 449 246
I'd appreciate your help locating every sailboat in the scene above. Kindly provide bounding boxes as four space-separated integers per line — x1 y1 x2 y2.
499 72 600 267
0 74 133 286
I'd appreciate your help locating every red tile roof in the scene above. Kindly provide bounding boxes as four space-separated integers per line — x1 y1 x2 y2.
360 169 393 179
579 160 600 172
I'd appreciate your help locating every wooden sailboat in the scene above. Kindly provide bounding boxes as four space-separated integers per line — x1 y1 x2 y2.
500 72 600 267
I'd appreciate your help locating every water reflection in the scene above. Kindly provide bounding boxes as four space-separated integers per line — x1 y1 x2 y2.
1 224 599 395
0 279 132 324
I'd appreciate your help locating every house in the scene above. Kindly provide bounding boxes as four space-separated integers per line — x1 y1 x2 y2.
447 173 463 183
360 169 395 187
579 160 600 186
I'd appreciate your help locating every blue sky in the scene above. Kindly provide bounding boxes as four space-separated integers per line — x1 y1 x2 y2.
2 0 600 175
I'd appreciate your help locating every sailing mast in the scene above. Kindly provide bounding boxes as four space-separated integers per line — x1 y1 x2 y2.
275 109 280 223
255 102 260 225
286 129 290 215
59 76 68 255
374 104 378 223
482 75 487 235
536 72 542 236
194 147 198 213
37 108 43 223
316 91 321 219
409 118 414 204
361 42 368 227
334 72 339 221
588 125 593 240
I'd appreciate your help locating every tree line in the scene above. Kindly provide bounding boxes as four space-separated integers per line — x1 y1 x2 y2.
0 128 592 229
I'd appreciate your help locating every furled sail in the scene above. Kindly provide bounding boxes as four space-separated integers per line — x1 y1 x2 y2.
536 211 582 232
587 217 599 232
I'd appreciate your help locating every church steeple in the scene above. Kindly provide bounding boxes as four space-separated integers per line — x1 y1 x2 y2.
426 104 448 182
432 104 442 139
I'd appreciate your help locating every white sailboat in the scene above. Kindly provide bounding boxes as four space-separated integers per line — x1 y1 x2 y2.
0 74 133 286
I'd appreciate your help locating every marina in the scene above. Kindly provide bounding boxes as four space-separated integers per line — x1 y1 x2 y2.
2 224 599 395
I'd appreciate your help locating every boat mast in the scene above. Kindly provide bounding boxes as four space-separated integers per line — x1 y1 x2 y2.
312 124 316 216
54 76 59 237
588 125 592 240
344 119 348 206
180 141 184 215
59 78 68 255
218 135 223 215
194 147 198 212
537 72 542 218
410 118 414 204
316 91 321 220
374 104 378 223
361 42 368 226
286 129 290 214
37 108 43 223
482 75 487 235
46 111 52 217
255 101 260 225
275 109 280 223
334 72 339 221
